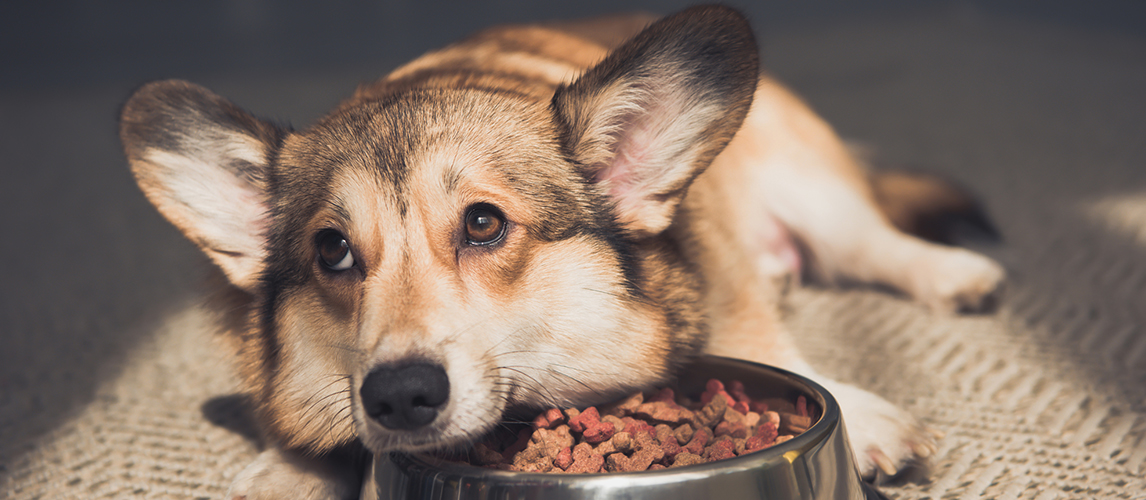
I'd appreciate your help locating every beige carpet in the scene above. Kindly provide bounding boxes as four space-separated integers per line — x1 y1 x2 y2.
3 3 1145 499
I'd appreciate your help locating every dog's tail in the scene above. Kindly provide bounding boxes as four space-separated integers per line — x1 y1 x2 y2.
871 170 1001 245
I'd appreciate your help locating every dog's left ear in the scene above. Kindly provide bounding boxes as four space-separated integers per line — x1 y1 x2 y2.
553 5 759 236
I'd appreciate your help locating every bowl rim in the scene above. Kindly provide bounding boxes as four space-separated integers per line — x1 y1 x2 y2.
384 355 841 481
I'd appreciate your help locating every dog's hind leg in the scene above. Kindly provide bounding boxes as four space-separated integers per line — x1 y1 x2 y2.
725 78 1004 313
701 77 1001 477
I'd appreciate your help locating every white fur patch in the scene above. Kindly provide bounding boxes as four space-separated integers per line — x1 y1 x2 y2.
142 146 268 289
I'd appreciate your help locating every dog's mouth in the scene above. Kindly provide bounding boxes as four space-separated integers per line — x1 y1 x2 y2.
354 381 598 456
357 416 485 455
354 386 515 455
357 400 574 459
350 345 663 456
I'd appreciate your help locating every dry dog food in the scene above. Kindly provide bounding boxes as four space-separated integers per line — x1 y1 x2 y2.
457 379 817 473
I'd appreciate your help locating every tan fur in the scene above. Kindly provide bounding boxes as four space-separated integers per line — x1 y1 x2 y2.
120 6 1003 498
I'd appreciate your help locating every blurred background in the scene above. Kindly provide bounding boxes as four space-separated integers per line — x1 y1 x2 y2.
2 1 1145 499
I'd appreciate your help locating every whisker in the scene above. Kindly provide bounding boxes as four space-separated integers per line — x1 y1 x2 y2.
544 364 606 399
325 402 355 444
497 366 563 408
305 391 350 428
297 376 352 418
580 287 627 300
546 363 612 377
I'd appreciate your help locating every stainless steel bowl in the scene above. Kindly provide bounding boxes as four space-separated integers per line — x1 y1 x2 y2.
363 355 886 500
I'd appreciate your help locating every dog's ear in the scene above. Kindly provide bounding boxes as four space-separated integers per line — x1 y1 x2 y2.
553 5 759 236
120 80 284 293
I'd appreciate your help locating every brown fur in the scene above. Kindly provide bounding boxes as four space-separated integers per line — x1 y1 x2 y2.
121 5 1003 497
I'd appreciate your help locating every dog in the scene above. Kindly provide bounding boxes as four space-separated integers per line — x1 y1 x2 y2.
120 5 1004 498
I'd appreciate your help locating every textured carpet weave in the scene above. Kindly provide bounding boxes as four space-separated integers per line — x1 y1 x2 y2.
2 3 1144 499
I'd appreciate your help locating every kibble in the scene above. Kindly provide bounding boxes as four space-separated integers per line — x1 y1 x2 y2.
455 378 817 473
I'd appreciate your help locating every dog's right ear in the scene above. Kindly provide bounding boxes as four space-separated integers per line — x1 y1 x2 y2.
120 80 284 293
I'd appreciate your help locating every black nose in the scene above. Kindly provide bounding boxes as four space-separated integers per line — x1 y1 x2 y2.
360 362 450 430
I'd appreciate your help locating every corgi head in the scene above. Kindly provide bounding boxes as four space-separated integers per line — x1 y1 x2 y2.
120 6 758 454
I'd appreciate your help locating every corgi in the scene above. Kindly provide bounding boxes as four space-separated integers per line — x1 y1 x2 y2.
119 5 1004 499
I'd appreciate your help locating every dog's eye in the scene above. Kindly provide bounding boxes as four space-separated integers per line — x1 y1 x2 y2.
464 204 506 246
316 229 355 271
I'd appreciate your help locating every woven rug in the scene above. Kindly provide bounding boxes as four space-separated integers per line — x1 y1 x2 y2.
2 3 1144 499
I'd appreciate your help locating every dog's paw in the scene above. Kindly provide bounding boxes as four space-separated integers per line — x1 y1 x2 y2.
910 247 1005 313
228 448 360 500
820 380 939 478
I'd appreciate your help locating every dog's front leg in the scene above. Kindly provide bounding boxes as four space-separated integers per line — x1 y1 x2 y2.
228 446 364 500
705 307 939 478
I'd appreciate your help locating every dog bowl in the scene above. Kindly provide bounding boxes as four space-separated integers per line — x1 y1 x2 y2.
363 355 886 500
